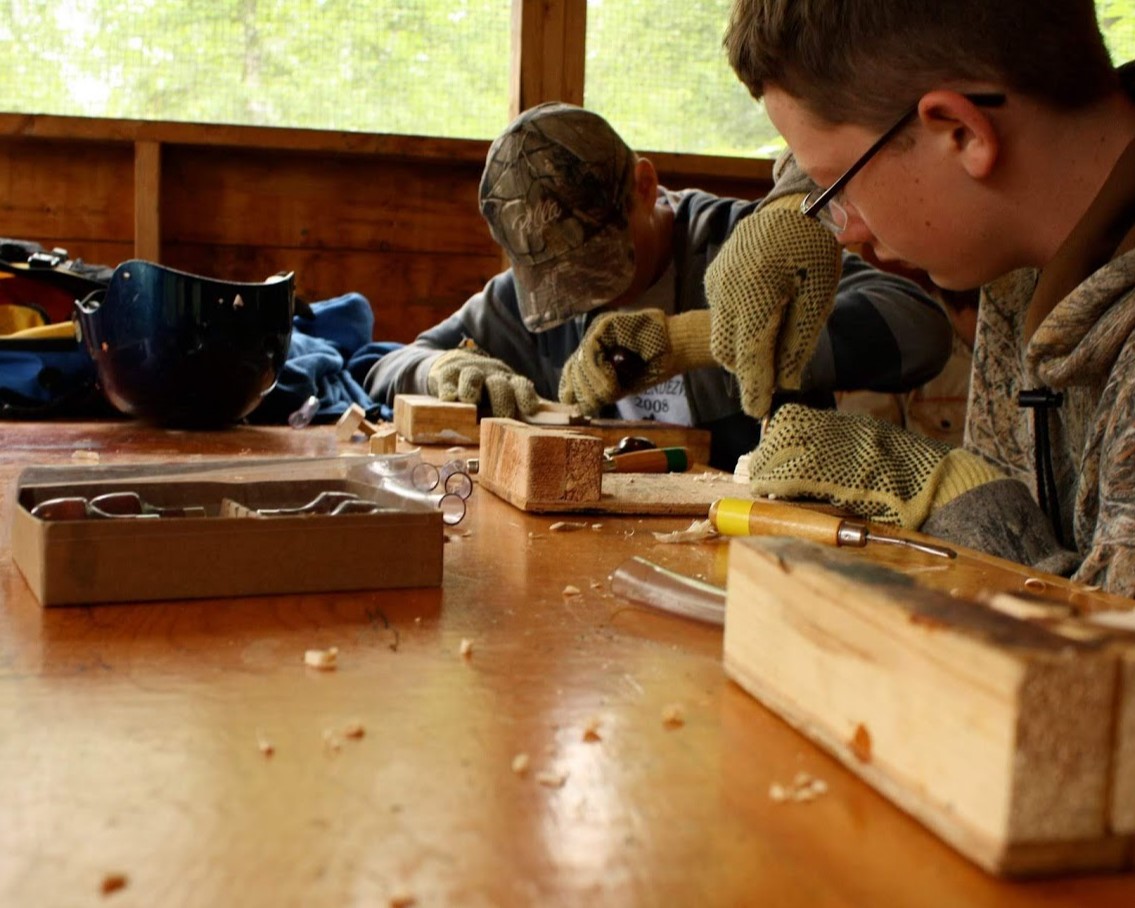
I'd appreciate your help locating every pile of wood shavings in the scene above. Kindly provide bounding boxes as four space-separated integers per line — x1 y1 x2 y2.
652 519 718 543
304 646 338 670
769 771 829 804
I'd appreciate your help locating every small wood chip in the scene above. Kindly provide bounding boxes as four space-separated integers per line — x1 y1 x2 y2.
661 703 685 728
342 720 365 740
1024 577 1048 592
256 729 275 757
459 638 474 657
304 646 339 670
652 519 716 544
322 729 342 753
511 752 530 774
549 521 589 532
100 872 128 896
72 450 101 464
562 585 582 596
768 771 829 804
582 717 602 742
535 769 568 789
389 891 417 907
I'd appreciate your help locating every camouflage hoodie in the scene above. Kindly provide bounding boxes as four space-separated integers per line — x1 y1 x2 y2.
960 137 1135 596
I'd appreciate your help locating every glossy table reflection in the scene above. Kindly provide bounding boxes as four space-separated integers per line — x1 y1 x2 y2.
0 421 1132 907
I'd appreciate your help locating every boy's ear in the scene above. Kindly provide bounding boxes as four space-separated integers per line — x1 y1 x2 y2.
633 156 659 204
918 90 1000 179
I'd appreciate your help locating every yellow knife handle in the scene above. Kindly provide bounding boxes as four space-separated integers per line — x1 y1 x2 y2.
708 497 842 546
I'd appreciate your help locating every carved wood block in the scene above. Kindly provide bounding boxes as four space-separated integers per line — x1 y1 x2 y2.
393 394 479 445
477 417 603 510
723 535 1135 878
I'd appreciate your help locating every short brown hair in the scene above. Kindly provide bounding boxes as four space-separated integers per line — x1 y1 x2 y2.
724 0 1118 127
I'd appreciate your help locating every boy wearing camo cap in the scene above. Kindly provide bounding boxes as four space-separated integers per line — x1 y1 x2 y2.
364 102 950 470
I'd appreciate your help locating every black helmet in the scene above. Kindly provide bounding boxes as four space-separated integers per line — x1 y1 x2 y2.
75 260 294 427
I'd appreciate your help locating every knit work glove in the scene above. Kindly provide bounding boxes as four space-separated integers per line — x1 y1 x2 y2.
558 308 714 415
427 347 541 419
748 404 1005 528
704 194 842 419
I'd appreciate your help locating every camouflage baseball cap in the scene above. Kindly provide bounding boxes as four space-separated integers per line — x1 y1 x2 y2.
479 102 637 332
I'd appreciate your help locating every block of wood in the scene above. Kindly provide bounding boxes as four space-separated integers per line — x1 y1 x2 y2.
477 418 604 509
723 534 1135 878
393 394 479 444
392 393 713 464
477 417 744 515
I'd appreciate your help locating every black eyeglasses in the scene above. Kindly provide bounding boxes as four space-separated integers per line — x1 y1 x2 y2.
801 93 1007 233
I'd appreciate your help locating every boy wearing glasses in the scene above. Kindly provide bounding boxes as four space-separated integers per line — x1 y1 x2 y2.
366 102 951 470
719 0 1135 595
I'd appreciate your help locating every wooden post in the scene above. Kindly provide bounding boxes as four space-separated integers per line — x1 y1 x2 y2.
133 139 161 261
509 0 587 118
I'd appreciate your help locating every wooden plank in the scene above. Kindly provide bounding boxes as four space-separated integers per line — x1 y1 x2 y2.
393 394 479 445
0 138 133 241
510 0 587 115
133 139 161 262
479 417 603 509
723 535 1135 877
161 146 490 254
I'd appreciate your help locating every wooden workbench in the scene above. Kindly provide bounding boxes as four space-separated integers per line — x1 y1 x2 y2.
1 421 1132 906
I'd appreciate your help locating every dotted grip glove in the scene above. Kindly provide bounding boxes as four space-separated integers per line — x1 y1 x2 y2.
705 194 843 419
748 404 1005 528
558 308 714 415
427 347 541 419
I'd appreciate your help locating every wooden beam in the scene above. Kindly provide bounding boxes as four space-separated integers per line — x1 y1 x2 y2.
510 0 587 117
723 535 1135 877
133 140 161 262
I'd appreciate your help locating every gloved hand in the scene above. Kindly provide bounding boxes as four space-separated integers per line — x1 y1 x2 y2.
704 194 843 419
558 308 715 414
747 404 1005 527
427 346 541 419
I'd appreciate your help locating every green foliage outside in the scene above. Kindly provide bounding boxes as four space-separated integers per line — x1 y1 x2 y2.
1 0 1134 158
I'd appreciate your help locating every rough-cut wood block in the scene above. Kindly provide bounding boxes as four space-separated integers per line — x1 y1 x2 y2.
723 535 1135 878
368 425 398 455
393 394 479 445
336 402 370 441
478 418 602 509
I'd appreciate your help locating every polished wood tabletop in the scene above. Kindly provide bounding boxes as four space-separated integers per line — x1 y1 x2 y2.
1 421 1133 907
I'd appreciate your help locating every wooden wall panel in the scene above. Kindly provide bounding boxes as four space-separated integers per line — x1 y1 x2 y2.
0 121 774 348
163 243 499 342
0 138 134 254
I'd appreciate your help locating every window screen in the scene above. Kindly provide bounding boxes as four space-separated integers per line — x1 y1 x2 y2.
0 0 510 139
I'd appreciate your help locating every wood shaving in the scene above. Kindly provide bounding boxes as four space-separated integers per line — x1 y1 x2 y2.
769 771 828 804
511 752 530 774
304 646 339 670
582 717 602 742
72 450 100 464
535 769 568 789
389 892 417 907
101 872 128 895
652 519 717 543
661 703 685 728
322 729 342 753
591 523 603 530
562 585 582 596
342 720 365 739
589 580 604 590
256 729 275 757
459 638 474 657
549 521 589 532
1023 577 1048 592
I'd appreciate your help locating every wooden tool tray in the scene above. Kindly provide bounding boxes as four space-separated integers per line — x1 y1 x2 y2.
11 456 445 605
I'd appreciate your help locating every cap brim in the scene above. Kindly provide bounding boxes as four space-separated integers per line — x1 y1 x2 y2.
512 226 636 332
